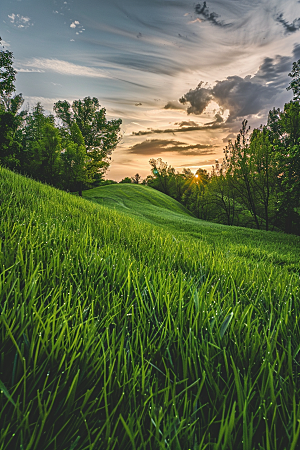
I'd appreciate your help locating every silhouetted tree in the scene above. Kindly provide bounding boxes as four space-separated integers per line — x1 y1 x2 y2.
131 173 141 184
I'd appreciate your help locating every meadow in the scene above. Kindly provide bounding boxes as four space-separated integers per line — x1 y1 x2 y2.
1 166 300 449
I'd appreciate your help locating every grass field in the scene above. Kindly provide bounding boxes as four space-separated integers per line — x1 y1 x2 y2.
1 167 300 449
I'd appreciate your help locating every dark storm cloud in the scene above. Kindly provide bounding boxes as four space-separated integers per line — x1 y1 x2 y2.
275 13 300 34
194 2 231 28
128 139 215 155
179 82 212 115
180 51 295 123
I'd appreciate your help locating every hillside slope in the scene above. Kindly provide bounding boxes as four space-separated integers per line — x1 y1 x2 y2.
1 167 300 450
84 184 300 272
83 183 193 223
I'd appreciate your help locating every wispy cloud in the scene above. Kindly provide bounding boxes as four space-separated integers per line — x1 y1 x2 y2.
132 119 225 136
17 68 45 73
8 13 33 28
0 40 10 47
194 2 231 28
18 58 108 78
275 13 300 34
128 138 216 156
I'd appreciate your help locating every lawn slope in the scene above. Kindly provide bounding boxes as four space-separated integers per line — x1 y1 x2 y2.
85 184 300 273
1 167 300 450
83 183 193 224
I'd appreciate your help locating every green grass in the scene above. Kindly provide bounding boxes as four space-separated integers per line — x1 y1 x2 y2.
84 184 300 273
1 167 300 449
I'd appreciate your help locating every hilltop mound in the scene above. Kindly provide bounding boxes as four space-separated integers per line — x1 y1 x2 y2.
83 183 193 223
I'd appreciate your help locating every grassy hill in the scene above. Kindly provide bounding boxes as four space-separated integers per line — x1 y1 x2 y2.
1 167 300 450
85 184 300 273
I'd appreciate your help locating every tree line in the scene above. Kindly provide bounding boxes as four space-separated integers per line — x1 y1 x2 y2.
143 65 300 234
0 38 122 195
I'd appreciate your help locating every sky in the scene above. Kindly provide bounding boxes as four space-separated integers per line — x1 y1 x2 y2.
1 0 300 180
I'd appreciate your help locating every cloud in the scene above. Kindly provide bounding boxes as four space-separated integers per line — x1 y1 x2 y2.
177 159 217 168
275 13 300 34
18 58 108 78
8 13 33 28
179 82 212 115
164 101 186 110
222 133 236 143
17 68 45 73
131 119 225 136
70 20 80 28
175 121 200 127
194 2 231 28
0 40 10 47
179 51 295 123
128 139 215 156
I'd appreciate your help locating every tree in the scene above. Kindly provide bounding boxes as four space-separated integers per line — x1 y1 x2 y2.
131 173 141 184
209 159 237 225
148 158 174 194
19 103 55 176
32 123 62 185
267 101 300 232
182 168 210 219
61 123 91 195
287 59 300 101
0 111 22 169
0 38 26 169
0 37 16 102
224 120 261 229
119 177 132 184
53 97 122 183
248 127 277 231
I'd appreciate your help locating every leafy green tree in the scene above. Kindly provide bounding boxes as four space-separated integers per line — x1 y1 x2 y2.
287 59 300 101
209 160 237 225
267 101 300 232
19 103 55 175
0 38 26 169
0 111 22 169
148 158 174 194
53 97 122 182
224 120 261 229
119 177 132 184
248 127 277 231
0 37 16 102
182 168 209 219
32 123 62 185
60 123 91 195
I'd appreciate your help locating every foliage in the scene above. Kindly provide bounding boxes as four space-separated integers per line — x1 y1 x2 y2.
0 37 16 100
287 58 300 101
131 173 141 184
54 97 122 180
119 176 132 184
